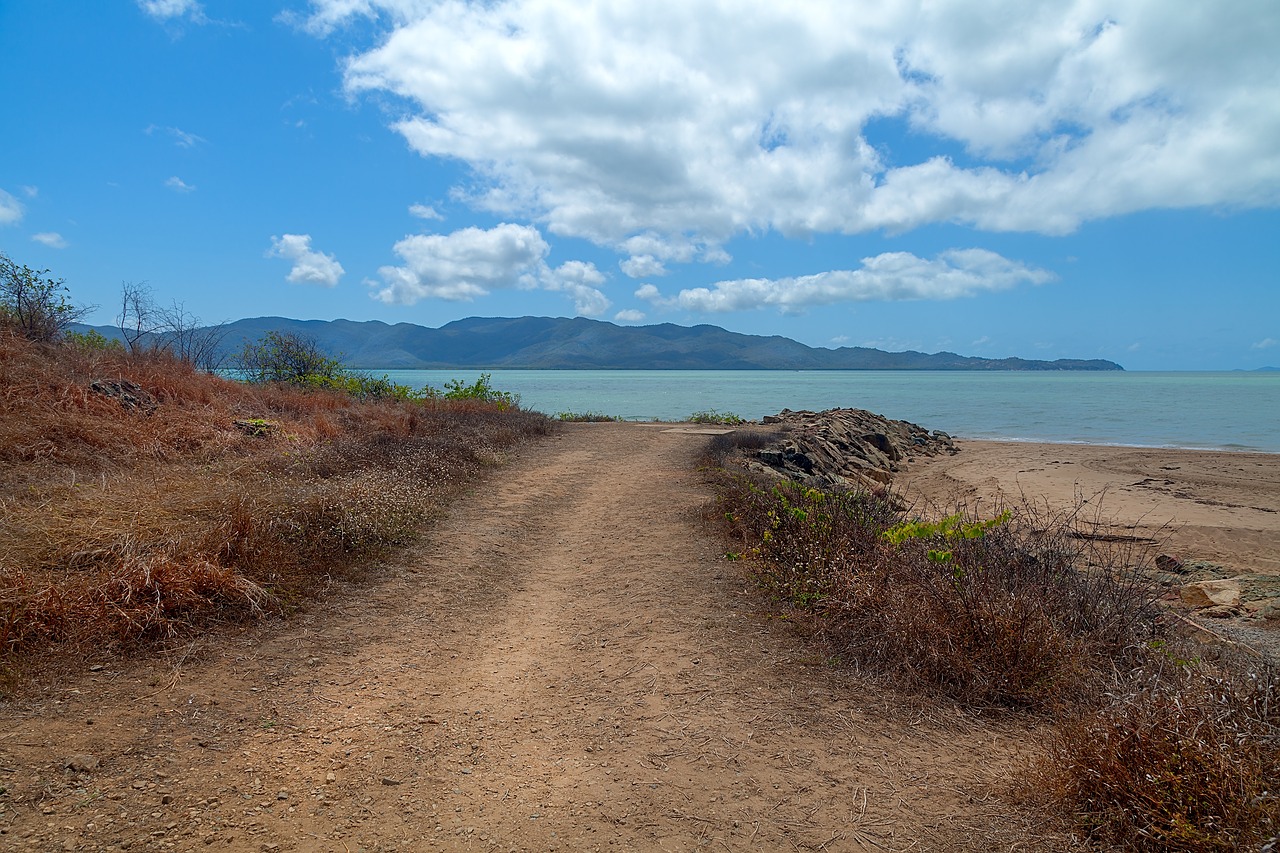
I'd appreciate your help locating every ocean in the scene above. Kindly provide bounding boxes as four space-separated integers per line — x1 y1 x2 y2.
379 369 1280 453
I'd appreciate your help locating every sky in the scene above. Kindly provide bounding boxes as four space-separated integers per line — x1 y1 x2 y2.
1 1 1278 370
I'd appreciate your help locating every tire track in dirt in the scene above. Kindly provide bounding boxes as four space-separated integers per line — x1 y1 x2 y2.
1 423 1047 851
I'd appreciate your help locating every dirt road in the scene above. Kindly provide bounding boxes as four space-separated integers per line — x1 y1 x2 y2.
1 423 1045 851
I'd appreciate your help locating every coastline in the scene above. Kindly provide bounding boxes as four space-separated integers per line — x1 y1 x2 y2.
897 439 1280 576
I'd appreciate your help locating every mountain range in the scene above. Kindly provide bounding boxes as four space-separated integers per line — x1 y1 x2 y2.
80 315 1125 371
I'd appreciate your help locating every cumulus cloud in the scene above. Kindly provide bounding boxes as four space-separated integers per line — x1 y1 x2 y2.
614 309 646 323
371 223 610 314
164 176 196 193
542 260 610 316
32 232 68 249
619 255 667 278
408 203 443 220
641 249 1053 314
137 0 204 21
21 186 38 199
305 0 1280 258
0 188 23 226
268 234 345 287
1253 337 1278 350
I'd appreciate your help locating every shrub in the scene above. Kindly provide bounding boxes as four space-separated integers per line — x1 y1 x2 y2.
235 330 344 384
0 252 91 342
705 435 1278 847
690 409 747 425
708 469 1161 710
0 332 553 666
1034 651 1279 851
555 411 622 422
434 373 518 409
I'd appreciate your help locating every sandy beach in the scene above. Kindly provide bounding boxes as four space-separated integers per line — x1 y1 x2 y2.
898 441 1280 574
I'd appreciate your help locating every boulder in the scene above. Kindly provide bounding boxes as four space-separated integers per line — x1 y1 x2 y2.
1179 579 1243 608
89 379 157 414
746 408 958 491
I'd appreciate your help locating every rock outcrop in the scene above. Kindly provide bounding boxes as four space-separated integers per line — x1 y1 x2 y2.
745 408 959 491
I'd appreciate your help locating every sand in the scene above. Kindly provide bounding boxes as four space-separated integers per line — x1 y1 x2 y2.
897 441 1280 575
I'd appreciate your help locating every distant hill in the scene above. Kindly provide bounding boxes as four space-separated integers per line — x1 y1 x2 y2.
76 316 1125 371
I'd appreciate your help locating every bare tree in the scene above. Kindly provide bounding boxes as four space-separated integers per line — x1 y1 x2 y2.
159 300 229 371
115 281 229 371
117 281 161 354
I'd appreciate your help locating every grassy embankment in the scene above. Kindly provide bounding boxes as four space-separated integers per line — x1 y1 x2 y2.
703 429 1278 853
0 331 551 678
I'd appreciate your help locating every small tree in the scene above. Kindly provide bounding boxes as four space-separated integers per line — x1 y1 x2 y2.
160 300 229 371
116 281 229 370
117 281 161 354
236 330 343 385
1 253 90 342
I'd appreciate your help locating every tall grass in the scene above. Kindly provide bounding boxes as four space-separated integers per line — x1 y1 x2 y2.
0 331 552 663
704 429 1279 850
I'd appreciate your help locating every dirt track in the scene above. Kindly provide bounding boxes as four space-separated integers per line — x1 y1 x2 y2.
0 423 1045 851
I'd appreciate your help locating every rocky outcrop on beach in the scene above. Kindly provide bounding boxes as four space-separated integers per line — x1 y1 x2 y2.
744 408 959 491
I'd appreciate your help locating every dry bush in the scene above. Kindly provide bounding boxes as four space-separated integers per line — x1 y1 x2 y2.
1032 650 1279 852
705 433 1278 848
710 470 1160 710
0 331 552 665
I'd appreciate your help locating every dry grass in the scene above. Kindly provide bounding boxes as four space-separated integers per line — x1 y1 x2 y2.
704 428 1280 851
0 331 552 671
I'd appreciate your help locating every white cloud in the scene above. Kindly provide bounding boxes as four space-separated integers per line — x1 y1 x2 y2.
619 255 667 278
32 232 68 249
644 249 1053 314
971 335 991 347
1253 337 1278 350
137 0 204 21
308 0 1280 257
371 223 609 315
372 223 549 304
21 186 38 199
268 234 345 287
409 203 443 220
634 284 662 302
614 309 646 323
0 188 23 225
147 125 205 148
164 176 196 193
542 260 610 316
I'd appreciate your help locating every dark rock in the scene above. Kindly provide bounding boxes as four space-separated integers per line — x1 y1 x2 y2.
89 379 157 414
1155 554 1186 573
742 408 958 492
233 419 277 437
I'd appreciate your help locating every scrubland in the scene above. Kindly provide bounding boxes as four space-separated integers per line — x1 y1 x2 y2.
704 429 1279 852
0 331 551 671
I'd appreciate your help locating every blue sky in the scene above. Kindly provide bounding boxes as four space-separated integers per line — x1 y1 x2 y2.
1 0 1277 370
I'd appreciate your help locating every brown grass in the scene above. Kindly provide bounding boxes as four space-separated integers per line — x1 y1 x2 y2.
703 428 1280 851
0 331 552 670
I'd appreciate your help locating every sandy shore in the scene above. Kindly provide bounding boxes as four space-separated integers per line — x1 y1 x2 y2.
897 441 1280 578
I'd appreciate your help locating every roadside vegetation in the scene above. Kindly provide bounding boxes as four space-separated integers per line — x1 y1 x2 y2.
689 408 747 425
0 255 550 682
555 410 623 422
703 429 1278 852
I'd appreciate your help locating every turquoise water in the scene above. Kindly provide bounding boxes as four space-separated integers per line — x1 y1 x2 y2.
381 370 1280 453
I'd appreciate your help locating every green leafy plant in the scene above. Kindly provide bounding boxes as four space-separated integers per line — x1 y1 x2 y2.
433 373 518 409
689 409 747 425
0 252 91 342
555 410 622 422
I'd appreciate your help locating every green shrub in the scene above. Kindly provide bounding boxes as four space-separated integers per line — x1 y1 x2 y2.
690 409 746 425
555 410 622 422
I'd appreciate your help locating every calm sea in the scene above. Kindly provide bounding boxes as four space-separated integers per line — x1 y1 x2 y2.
380 369 1280 453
